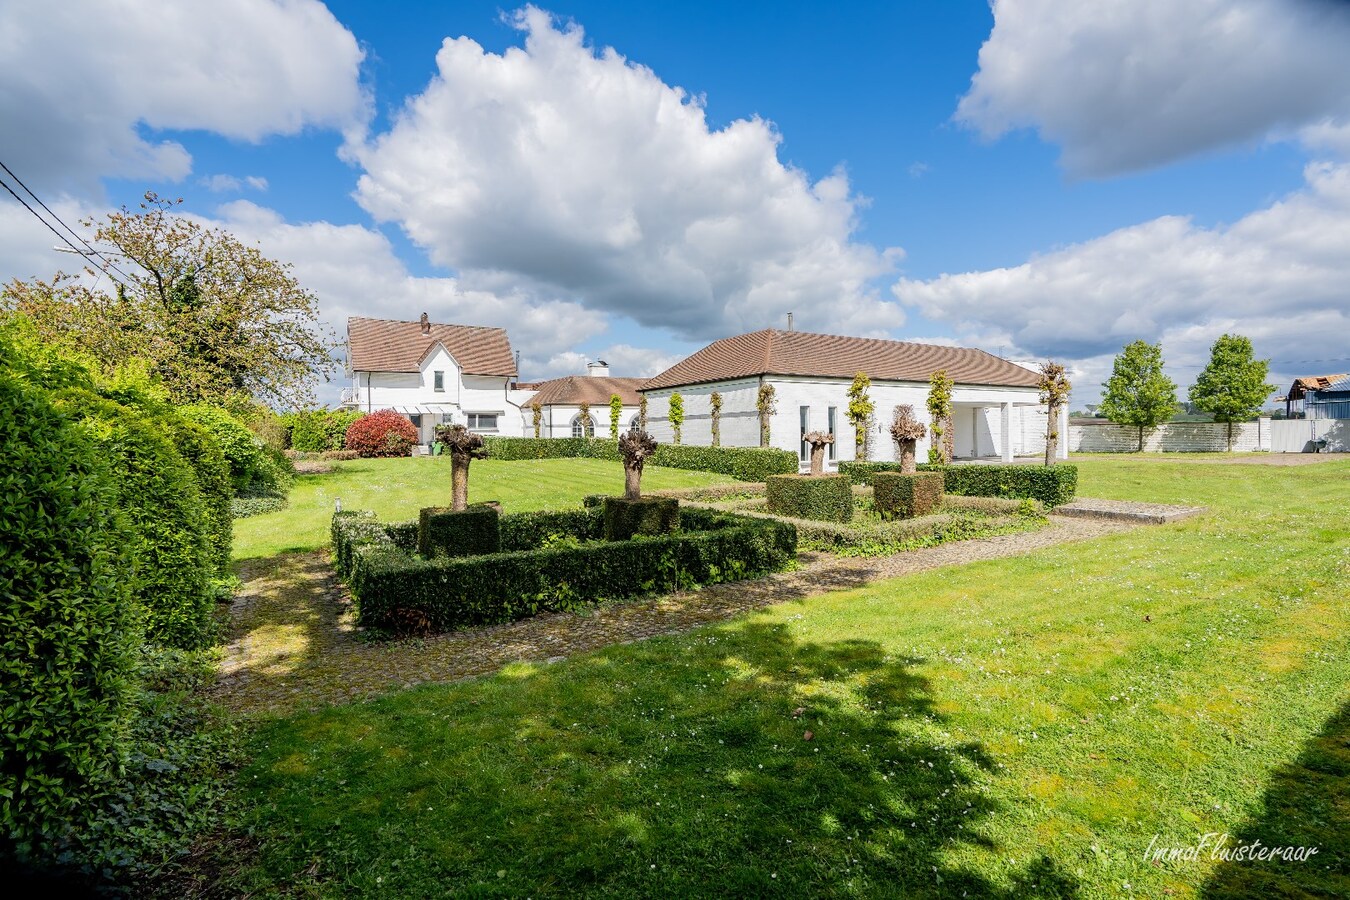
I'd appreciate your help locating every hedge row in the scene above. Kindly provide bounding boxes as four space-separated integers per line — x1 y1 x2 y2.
766 474 855 522
839 461 1077 506
479 436 797 481
873 471 944 520
332 507 796 634
281 408 364 452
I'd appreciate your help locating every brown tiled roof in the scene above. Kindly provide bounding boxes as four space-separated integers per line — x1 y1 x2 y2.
347 316 517 376
526 375 646 406
642 329 1041 390
1286 373 1349 400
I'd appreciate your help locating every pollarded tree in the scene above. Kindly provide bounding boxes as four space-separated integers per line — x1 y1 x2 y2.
1098 340 1178 452
757 382 777 447
804 430 834 476
926 370 954 464
436 424 487 511
1038 361 1072 465
889 404 926 474
609 393 623 441
669 392 684 445
846 372 875 460
619 430 658 499
710 391 723 447
1189 334 1276 451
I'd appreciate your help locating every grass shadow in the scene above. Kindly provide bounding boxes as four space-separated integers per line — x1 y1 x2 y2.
230 620 1078 897
1200 699 1350 899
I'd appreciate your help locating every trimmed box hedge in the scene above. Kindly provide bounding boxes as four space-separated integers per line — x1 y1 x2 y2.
602 497 680 541
480 436 796 482
332 506 796 634
873 471 944 520
418 505 501 557
766 474 854 522
840 461 1077 506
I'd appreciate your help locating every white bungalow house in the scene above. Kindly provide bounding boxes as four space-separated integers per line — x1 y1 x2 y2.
341 314 533 443
516 361 646 438
640 328 1063 468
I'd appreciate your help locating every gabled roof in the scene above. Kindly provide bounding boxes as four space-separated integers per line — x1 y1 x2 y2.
1286 373 1349 400
641 329 1042 391
525 375 646 406
347 316 517 376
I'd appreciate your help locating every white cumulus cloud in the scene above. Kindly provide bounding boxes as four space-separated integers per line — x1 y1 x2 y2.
894 163 1350 402
0 0 368 190
957 0 1350 176
352 6 902 342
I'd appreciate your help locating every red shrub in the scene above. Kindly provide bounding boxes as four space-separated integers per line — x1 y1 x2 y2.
344 409 418 458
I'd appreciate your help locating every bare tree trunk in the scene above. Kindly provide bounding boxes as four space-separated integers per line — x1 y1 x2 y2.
1044 404 1058 466
899 440 916 474
810 442 826 476
451 453 470 510
624 463 642 500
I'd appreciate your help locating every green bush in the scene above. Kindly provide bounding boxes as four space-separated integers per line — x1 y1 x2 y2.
766 474 854 522
418 505 502 558
231 495 288 518
59 391 216 649
500 508 606 548
165 418 233 574
873 472 944 520
480 436 795 481
602 497 680 541
285 409 365 452
0 372 136 859
840 461 1078 506
181 403 292 497
333 507 796 634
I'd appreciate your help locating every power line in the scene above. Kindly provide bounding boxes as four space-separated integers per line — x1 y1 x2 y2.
0 160 137 289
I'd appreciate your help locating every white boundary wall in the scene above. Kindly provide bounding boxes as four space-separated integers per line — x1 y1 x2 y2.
1269 418 1350 453
1069 419 1273 453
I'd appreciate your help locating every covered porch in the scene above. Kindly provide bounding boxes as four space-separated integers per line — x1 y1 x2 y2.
949 400 1067 462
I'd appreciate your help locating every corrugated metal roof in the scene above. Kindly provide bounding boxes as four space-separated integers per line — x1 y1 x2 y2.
347 316 517 376
641 329 1042 390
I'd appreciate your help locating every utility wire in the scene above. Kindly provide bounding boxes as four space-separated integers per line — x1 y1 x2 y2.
0 160 137 289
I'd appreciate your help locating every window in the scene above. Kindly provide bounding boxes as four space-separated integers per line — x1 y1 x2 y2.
827 406 837 460
466 413 498 432
629 415 642 433
799 405 810 461
433 370 445 392
409 413 423 430
571 415 594 438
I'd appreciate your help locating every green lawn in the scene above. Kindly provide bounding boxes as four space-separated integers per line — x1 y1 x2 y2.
224 458 1349 898
232 457 742 560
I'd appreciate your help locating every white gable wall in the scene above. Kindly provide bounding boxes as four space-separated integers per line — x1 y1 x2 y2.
348 343 525 437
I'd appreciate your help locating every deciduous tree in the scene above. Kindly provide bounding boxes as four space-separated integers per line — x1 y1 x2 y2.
1098 341 1178 451
926 370 954 464
1189 334 1275 450
1038 361 1072 465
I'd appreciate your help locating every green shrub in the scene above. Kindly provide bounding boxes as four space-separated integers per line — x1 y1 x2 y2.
840 461 1078 506
501 509 606 548
480 436 795 481
59 391 216 649
286 409 365 452
766 474 854 522
181 403 292 497
602 497 680 541
231 495 288 518
873 472 944 520
165 418 233 574
334 507 796 634
417 505 502 558
0 372 136 859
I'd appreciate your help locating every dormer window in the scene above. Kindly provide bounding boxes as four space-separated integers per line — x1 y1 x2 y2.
433 370 445 392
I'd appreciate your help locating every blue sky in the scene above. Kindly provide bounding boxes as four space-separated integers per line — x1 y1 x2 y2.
3 0 1349 406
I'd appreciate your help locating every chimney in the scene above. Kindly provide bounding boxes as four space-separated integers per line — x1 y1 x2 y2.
587 359 610 377
419 312 430 334
786 312 794 332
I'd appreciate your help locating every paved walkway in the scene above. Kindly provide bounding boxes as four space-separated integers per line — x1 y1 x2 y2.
214 515 1134 717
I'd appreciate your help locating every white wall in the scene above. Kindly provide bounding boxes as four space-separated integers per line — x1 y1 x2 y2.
643 376 1044 467
531 402 641 438
348 344 525 437
1069 418 1273 452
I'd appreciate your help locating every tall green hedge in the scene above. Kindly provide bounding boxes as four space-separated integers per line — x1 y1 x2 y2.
839 461 1077 506
0 373 136 858
766 474 855 522
58 391 216 650
333 507 796 634
602 497 680 541
480 436 796 481
417 505 501 557
284 409 364 452
181 403 293 497
165 418 233 575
